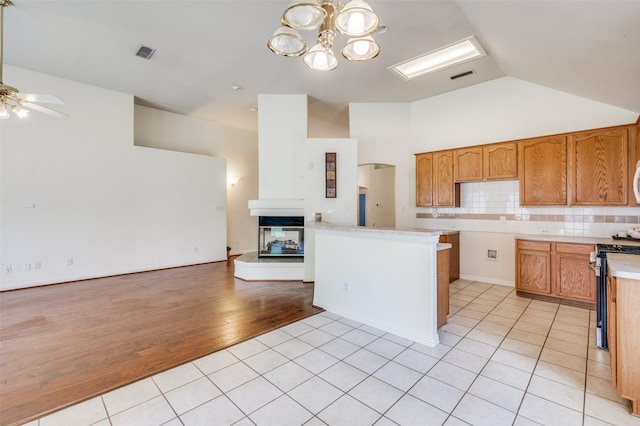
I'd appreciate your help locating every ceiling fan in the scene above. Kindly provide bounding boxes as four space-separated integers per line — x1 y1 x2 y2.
0 0 68 119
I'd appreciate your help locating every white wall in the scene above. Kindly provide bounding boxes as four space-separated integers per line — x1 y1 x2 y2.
258 94 307 200
349 76 639 286
349 103 413 228
304 138 358 281
363 165 396 228
304 138 358 225
134 106 258 255
1 66 227 290
410 76 639 151
314 228 440 347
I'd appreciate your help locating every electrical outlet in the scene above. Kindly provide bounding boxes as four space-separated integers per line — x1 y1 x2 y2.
67 257 74 266
500 216 506 223
193 246 199 253
343 282 350 292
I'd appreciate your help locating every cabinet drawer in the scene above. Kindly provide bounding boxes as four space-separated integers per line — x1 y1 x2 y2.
556 243 594 255
517 240 551 252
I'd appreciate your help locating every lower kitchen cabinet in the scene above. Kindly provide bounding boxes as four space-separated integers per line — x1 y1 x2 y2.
515 239 596 307
439 232 460 283
554 243 596 303
607 270 640 417
437 247 450 329
516 240 552 295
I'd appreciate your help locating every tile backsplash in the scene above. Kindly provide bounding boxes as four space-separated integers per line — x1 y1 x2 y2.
416 180 640 238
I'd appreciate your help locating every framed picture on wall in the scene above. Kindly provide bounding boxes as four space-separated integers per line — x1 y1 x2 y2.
326 152 336 198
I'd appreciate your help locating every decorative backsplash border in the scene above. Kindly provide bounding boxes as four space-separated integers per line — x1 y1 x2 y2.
416 213 640 224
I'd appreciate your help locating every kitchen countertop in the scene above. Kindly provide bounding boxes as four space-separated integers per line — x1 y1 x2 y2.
516 234 640 247
307 222 444 238
437 243 452 251
607 253 640 280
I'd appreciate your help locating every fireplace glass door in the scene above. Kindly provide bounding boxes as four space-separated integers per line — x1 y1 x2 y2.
258 216 305 257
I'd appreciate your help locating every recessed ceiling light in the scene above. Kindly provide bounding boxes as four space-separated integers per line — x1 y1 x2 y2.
250 107 258 112
231 85 243 91
389 36 486 81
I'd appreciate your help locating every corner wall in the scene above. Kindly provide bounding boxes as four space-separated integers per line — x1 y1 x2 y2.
1 66 227 290
304 138 358 282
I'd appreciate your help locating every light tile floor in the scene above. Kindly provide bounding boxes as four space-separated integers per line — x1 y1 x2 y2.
28 279 640 426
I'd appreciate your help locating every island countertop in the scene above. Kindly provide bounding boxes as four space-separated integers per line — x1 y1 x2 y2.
306 222 443 238
607 253 640 280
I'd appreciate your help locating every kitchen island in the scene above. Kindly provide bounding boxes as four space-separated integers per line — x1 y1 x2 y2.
606 253 640 417
310 224 448 347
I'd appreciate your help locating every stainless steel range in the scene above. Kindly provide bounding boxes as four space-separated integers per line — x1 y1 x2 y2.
595 242 640 349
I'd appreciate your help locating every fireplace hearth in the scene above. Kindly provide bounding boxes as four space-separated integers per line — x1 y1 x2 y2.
259 216 304 258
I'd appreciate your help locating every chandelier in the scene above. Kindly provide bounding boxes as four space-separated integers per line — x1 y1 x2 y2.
267 0 381 71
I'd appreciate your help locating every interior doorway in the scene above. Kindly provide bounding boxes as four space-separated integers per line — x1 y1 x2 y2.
357 163 396 228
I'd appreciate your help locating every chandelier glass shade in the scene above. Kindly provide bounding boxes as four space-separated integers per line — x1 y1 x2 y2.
268 0 381 71
342 35 379 61
267 26 307 56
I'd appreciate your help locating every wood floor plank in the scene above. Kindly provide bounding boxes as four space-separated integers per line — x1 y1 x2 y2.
0 260 321 425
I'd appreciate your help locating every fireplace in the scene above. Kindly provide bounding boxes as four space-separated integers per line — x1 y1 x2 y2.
258 216 304 258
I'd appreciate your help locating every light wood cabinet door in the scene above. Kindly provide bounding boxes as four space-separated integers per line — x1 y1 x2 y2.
484 142 517 180
439 233 460 283
516 244 552 295
607 273 617 388
415 153 433 206
629 124 639 207
569 127 628 205
437 248 450 329
433 151 459 207
519 136 567 205
554 243 596 303
454 147 483 182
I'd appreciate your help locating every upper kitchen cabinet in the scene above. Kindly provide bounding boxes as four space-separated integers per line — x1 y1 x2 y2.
483 142 518 180
568 127 629 205
433 151 460 207
630 123 640 207
454 142 517 182
416 151 460 207
415 153 433 206
454 147 483 181
519 135 568 206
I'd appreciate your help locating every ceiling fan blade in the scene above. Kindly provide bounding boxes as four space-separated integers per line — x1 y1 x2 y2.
21 101 69 119
19 94 65 104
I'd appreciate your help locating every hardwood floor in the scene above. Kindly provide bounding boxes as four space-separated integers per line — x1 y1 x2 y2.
0 260 321 426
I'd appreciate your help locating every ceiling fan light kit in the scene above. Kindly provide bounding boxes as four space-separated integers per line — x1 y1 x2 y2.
0 0 68 119
268 0 381 71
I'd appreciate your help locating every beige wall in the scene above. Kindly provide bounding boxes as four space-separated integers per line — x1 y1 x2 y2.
134 105 258 255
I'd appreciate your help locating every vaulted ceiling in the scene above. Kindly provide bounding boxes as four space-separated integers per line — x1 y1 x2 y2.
4 1 640 132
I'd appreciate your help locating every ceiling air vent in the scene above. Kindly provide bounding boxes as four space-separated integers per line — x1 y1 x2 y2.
135 45 156 60
450 70 474 80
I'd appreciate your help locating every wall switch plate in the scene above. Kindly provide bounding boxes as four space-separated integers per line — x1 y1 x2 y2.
4 265 12 273
23 263 31 271
67 257 74 266
34 261 42 269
